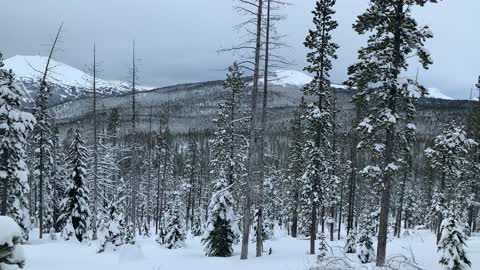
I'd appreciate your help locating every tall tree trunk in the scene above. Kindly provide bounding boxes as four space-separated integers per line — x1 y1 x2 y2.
92 43 98 241
394 165 407 238
346 108 359 236
241 0 263 260
256 0 272 257
291 189 299 238
131 40 137 235
376 2 403 266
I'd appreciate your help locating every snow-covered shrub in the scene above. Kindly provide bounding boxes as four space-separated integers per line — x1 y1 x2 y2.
124 223 135 245
0 216 26 269
61 222 74 240
201 177 237 256
344 230 356 253
49 227 57 240
438 217 471 270
97 202 125 253
317 233 329 262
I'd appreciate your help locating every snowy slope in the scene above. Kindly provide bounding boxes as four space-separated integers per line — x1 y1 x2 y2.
3 55 151 104
427 87 453 100
269 70 454 100
269 70 313 86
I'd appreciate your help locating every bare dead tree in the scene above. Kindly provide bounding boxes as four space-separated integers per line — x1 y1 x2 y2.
37 22 63 240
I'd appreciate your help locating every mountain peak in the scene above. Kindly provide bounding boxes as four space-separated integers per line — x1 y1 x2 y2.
3 55 151 104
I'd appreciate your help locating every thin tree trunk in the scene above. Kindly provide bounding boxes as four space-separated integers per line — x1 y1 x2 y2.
256 0 272 257
241 0 263 260
394 166 407 238
92 43 98 241
131 40 137 235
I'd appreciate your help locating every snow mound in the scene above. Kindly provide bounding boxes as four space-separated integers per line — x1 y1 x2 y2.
118 244 144 263
426 88 453 100
0 216 22 246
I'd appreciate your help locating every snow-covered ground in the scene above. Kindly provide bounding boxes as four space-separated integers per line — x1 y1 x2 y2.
21 229 479 270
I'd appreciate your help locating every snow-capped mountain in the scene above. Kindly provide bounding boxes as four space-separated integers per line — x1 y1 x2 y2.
426 88 453 100
269 69 454 100
3 55 151 105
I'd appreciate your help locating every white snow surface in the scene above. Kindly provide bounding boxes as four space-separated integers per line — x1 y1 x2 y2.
22 228 480 270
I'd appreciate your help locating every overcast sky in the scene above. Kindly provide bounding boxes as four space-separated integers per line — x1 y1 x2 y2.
2 0 479 98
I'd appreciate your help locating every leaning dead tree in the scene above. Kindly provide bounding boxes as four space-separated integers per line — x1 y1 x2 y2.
35 23 63 239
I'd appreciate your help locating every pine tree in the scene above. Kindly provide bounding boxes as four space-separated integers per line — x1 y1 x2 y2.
184 137 200 229
356 215 375 264
0 55 35 242
51 125 69 232
302 0 339 255
201 175 237 257
164 195 185 249
58 129 91 242
425 123 477 242
31 80 55 238
97 201 125 253
346 0 438 265
286 99 306 238
438 216 472 270
191 207 205 237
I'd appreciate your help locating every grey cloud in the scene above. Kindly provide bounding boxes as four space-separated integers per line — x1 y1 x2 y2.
2 0 479 98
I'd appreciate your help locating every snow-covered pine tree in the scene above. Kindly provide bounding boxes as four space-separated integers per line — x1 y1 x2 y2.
466 76 480 232
302 0 339 255
438 215 472 270
210 62 247 198
356 214 375 264
164 194 185 249
191 207 205 237
58 129 91 242
184 138 200 230
0 55 35 242
425 123 477 242
97 201 125 253
51 125 69 232
201 174 237 257
286 98 306 238
346 0 438 265
31 80 55 238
